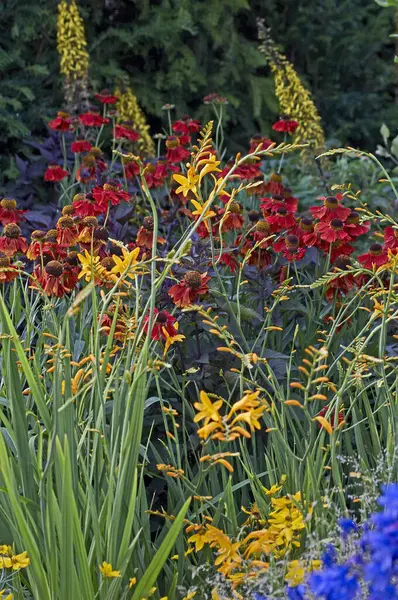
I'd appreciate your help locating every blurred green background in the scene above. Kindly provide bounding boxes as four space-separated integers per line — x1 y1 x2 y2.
1 0 397 181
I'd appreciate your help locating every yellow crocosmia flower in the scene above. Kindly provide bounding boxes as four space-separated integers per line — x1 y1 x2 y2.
99 561 121 578
182 592 196 600
0 546 11 556
10 551 29 570
193 391 223 424
0 557 11 569
197 156 222 183
190 199 217 221
196 421 223 440
128 577 136 588
161 326 185 356
111 247 142 280
285 559 322 587
230 406 266 431
77 250 109 283
227 390 262 417
173 168 199 197
0 592 13 600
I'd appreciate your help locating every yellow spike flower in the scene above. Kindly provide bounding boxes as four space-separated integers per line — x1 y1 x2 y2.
258 19 325 156
57 0 89 80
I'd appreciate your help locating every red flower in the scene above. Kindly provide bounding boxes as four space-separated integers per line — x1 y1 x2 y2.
71 139 92 153
95 89 118 104
56 216 78 247
72 193 106 218
249 135 273 153
0 224 28 257
272 117 299 134
297 217 318 247
115 124 140 142
219 252 239 272
169 271 210 307
317 405 344 429
234 161 263 181
79 111 110 127
273 234 306 261
266 207 296 232
309 195 351 223
35 260 71 297
166 136 190 163
203 93 228 105
357 243 389 269
315 219 352 243
144 308 178 341
260 193 297 215
263 173 285 196
324 256 357 302
172 118 201 135
48 111 71 132
136 217 166 249
328 242 355 262
92 182 130 208
0 198 26 225
44 164 69 182
123 156 141 180
344 210 370 238
218 203 244 232
0 256 19 283
383 226 398 252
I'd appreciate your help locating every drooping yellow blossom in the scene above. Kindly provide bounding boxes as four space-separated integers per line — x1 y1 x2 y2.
57 0 89 80
115 87 155 157
99 561 121 578
173 167 199 198
156 464 184 479
263 474 287 496
161 326 185 355
128 577 137 588
194 390 267 441
77 250 112 283
0 592 13 600
193 391 223 425
10 551 30 570
257 19 325 156
110 246 143 280
200 452 240 473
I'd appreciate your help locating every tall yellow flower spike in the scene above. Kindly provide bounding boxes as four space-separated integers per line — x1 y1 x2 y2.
258 19 325 157
115 87 155 157
57 0 89 108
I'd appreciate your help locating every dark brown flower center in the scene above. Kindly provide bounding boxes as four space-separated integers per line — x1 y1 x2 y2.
166 136 180 149
229 202 242 214
57 216 74 229
66 252 79 266
248 210 260 223
3 224 21 239
325 196 339 209
300 217 314 231
334 256 351 270
31 230 47 241
0 257 11 268
89 147 103 159
73 193 87 203
370 243 383 256
1 199 17 210
45 260 63 277
270 173 282 183
101 257 116 271
82 156 96 168
346 211 360 225
330 219 344 230
156 311 168 324
94 227 109 242
184 271 202 289
256 220 270 232
143 217 154 230
81 216 98 228
286 235 299 249
62 205 75 216
276 207 287 216
103 182 119 192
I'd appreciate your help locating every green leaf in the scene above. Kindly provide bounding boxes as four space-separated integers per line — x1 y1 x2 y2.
131 497 191 600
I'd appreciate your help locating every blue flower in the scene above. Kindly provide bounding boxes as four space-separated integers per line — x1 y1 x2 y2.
307 564 359 600
338 518 357 538
287 584 306 600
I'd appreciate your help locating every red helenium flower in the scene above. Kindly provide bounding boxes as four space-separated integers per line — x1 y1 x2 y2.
44 164 69 182
309 195 351 223
79 111 110 127
357 243 389 269
168 271 210 307
272 118 299 134
71 139 92 153
48 111 71 132
144 308 178 341
0 199 26 225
